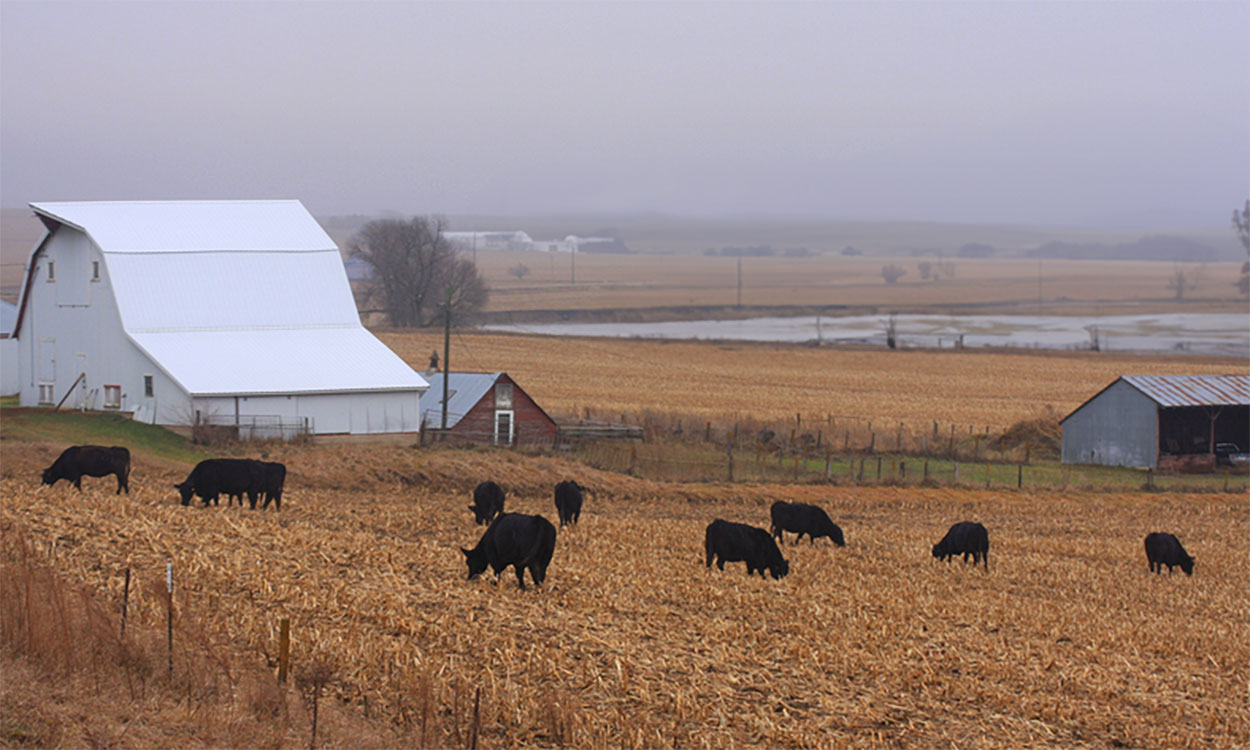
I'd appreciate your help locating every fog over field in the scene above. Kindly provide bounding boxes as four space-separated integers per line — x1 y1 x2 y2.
1 2 1246 228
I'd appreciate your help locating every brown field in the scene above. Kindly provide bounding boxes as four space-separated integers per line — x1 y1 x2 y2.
470 251 1247 316
378 331 1244 430
2 440 1247 749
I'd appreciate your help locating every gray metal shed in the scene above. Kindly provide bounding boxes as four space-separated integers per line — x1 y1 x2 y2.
1061 375 1250 468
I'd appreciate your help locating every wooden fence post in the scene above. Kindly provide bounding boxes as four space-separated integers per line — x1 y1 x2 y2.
896 423 902 451
1017 464 1023 488
166 563 173 679
954 463 960 484
985 463 991 489
727 442 734 482
876 457 882 481
825 451 832 479
278 618 290 684
120 568 131 639
923 460 929 482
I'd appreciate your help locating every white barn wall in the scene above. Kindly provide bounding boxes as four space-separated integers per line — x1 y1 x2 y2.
16 229 172 417
192 391 421 435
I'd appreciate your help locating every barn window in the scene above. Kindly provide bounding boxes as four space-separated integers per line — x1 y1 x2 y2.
46 260 55 282
91 260 101 281
103 385 121 409
495 382 513 409
38 383 55 405
143 375 154 397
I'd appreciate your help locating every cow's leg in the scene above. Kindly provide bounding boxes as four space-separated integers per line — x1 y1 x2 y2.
514 565 527 590
716 558 726 571
74 476 83 491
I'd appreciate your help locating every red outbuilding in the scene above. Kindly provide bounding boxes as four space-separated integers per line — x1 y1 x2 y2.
420 372 557 446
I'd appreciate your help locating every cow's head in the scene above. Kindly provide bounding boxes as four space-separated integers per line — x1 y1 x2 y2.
174 481 195 506
468 504 488 525
1180 554 1195 576
461 547 488 580
830 526 846 547
40 468 56 486
769 559 790 580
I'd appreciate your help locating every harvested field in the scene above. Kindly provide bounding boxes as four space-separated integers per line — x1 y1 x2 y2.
2 441 1247 748
378 330 1243 429
469 251 1247 316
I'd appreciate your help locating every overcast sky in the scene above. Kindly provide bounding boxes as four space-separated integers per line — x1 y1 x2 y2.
2 1 1247 226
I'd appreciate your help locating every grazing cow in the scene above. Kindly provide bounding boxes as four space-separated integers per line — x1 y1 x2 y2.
256 461 286 511
41 445 131 494
769 501 845 546
1144 532 1194 576
704 519 790 579
469 481 506 525
175 459 264 507
461 513 557 589
932 521 990 570
553 480 584 527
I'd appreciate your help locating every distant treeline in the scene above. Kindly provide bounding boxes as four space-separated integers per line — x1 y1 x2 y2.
1022 235 1218 262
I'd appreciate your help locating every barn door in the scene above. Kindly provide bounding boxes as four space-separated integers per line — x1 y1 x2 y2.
494 410 514 446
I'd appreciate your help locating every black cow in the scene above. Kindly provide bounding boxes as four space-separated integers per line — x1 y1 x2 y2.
553 480 583 527
175 459 264 507
461 513 557 589
469 481 506 525
932 521 990 570
1144 532 1194 576
41 445 130 494
704 519 790 579
770 501 845 546
245 461 286 510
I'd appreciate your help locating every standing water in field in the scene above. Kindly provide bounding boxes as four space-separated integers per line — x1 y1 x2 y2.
484 313 1249 358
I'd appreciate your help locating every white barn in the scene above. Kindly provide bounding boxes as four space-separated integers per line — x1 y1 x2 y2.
11 200 427 435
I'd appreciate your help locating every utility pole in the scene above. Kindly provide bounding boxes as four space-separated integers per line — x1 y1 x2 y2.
570 245 576 284
736 257 742 308
441 288 451 432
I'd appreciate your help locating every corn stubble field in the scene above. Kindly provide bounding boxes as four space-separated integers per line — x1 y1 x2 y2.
2 437 1248 748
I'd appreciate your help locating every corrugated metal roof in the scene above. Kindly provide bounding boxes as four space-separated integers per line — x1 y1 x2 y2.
420 373 502 429
1122 375 1250 408
105 251 358 331
133 328 427 396
0 300 16 336
26 200 427 396
30 200 336 253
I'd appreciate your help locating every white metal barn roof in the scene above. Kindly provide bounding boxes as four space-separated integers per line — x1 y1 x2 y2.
29 200 427 396
420 373 503 429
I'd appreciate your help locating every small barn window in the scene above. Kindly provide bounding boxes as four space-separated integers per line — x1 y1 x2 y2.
495 382 513 409
38 383 55 405
91 260 101 281
143 374 154 397
46 260 55 282
103 385 121 409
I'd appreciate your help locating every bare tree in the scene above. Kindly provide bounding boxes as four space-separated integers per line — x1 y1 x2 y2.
347 216 488 327
917 261 933 281
1166 265 1196 301
881 264 907 284
508 263 531 280
1234 199 1249 296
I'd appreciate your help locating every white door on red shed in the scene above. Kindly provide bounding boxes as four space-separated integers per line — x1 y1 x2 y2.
494 410 514 445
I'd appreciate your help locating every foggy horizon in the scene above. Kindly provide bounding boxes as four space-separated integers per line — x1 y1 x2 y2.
2 2 1247 229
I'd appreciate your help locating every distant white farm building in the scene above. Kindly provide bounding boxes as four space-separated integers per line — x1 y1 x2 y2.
442 231 617 254
11 200 427 435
